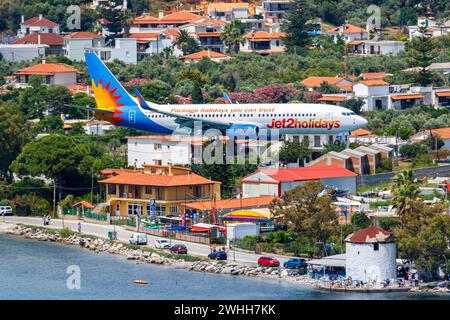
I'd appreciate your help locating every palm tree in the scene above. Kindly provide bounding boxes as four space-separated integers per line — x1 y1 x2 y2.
220 20 245 54
174 30 200 55
391 170 421 222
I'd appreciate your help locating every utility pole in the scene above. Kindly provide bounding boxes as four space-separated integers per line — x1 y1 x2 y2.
90 169 94 204
53 179 56 217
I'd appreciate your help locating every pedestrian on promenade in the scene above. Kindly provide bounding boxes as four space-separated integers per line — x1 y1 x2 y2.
77 222 81 233
407 273 413 286
414 273 419 287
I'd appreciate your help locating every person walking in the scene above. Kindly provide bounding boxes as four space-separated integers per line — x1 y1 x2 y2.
77 222 81 233
414 273 419 287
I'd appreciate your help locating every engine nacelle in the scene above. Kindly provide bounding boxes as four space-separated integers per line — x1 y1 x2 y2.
226 124 259 140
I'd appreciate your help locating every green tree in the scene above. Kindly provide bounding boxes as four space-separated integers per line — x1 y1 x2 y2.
391 170 421 223
407 25 438 86
351 212 371 230
174 29 201 55
342 97 365 115
138 80 177 104
98 0 128 40
322 142 346 154
179 69 208 104
0 101 35 181
220 19 245 54
279 138 310 165
18 75 49 119
270 181 338 257
399 143 427 159
11 135 90 199
283 0 313 53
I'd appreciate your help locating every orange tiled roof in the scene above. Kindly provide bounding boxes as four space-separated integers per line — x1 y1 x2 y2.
301 76 347 87
429 127 450 139
163 29 181 37
391 94 424 100
347 40 363 45
99 171 220 187
208 3 249 12
318 96 347 102
159 11 202 24
350 128 372 137
435 91 450 97
327 24 367 34
22 16 59 27
129 33 160 39
362 72 388 80
13 33 64 46
196 32 221 37
358 80 389 86
243 31 286 40
15 63 80 75
64 31 102 39
180 50 229 60
185 196 275 211
337 83 353 91
192 19 225 27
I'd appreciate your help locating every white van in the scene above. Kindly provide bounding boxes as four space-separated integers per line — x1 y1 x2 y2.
129 233 148 245
0 206 13 215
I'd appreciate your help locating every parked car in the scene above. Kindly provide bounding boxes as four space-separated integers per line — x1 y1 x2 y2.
154 238 171 249
129 233 148 245
170 244 188 254
0 206 13 216
257 256 280 267
283 258 307 269
208 250 227 260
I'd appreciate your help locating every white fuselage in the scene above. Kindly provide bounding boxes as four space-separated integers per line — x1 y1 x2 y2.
139 102 367 135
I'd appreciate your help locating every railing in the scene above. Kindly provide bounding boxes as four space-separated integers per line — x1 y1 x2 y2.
83 211 107 222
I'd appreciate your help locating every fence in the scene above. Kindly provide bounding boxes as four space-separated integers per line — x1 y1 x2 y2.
63 208 77 215
357 164 450 188
83 211 107 222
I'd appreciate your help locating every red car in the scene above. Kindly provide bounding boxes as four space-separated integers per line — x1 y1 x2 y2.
170 244 188 254
258 256 280 267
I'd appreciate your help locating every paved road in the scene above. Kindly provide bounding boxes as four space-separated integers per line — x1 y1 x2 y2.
3 216 292 265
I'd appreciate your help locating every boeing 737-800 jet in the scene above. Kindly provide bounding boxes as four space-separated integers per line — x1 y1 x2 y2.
79 52 367 137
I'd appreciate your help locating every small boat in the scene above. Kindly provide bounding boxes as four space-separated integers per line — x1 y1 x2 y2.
133 280 149 285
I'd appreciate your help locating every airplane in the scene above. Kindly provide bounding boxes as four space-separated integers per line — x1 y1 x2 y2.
77 51 368 138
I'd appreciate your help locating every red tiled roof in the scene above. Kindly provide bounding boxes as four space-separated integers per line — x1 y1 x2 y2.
185 196 275 211
180 50 229 60
73 201 94 209
64 32 102 39
429 127 450 139
346 225 394 243
22 16 59 27
15 63 80 75
243 165 356 183
99 171 220 187
13 33 64 46
160 11 202 23
163 29 180 37
327 24 367 34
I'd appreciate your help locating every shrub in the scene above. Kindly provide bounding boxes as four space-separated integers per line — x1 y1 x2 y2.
376 158 393 173
59 227 74 238
412 153 434 168
378 217 401 232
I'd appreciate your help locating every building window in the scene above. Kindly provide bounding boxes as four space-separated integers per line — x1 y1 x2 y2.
374 243 379 251
127 203 142 216
145 186 152 195
108 184 117 195
169 206 178 215
154 144 162 150
156 187 163 200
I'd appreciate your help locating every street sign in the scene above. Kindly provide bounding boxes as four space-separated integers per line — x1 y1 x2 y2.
149 198 156 216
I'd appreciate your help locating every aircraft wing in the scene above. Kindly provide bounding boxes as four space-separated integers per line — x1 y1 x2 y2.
65 104 114 115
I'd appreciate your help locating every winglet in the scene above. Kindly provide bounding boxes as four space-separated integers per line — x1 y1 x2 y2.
132 88 151 111
223 92 233 105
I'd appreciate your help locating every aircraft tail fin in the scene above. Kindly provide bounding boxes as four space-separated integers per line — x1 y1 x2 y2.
84 51 136 111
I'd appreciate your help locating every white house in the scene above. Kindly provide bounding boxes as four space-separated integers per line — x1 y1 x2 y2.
14 62 79 86
94 38 138 64
127 135 195 167
63 32 105 62
0 44 47 62
353 80 390 111
348 40 406 56
179 19 226 53
411 127 450 150
345 226 397 284
408 16 450 39
207 3 249 21
286 132 350 151
240 31 286 54
84 120 114 136
262 0 292 22
18 15 60 38
327 24 368 43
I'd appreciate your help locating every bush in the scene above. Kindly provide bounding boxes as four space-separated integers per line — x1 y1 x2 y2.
11 195 50 216
412 153 434 168
378 217 401 232
59 227 74 238
400 143 427 159
376 158 393 173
